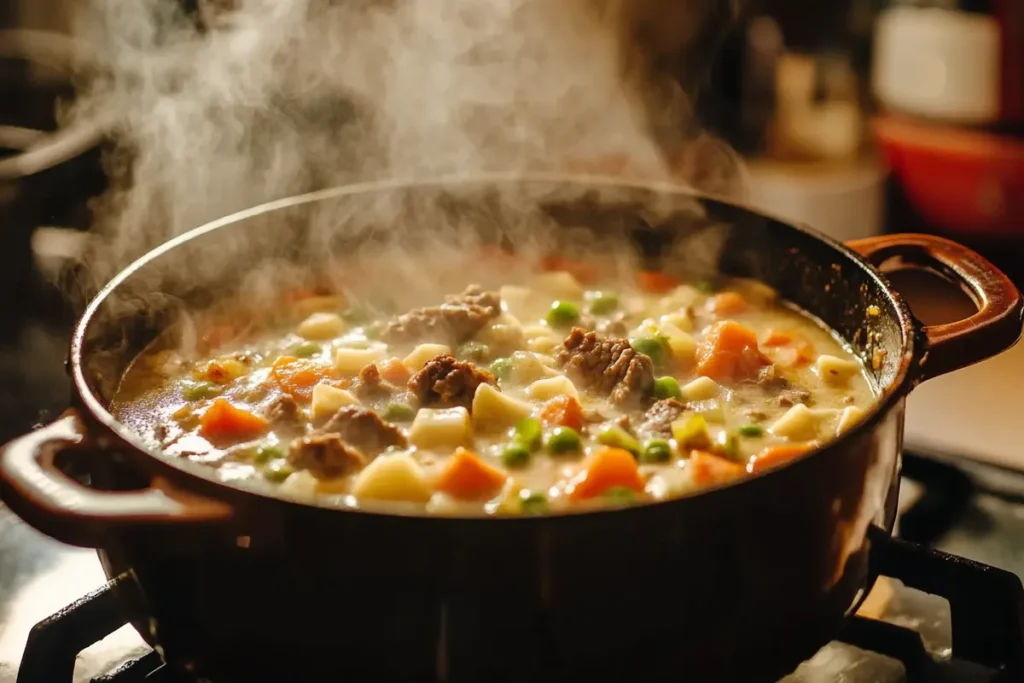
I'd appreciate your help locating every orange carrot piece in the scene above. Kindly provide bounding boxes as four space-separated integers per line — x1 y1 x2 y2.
708 291 748 317
637 270 679 294
695 320 771 383
762 330 793 347
539 256 599 285
539 395 585 432
746 444 813 474
689 449 745 487
377 358 412 384
271 356 330 400
199 398 268 440
568 447 646 502
435 448 508 500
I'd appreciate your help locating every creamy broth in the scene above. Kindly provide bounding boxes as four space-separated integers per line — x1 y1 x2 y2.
112 265 875 515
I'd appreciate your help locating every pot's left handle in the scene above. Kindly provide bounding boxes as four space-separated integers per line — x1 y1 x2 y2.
0 409 233 548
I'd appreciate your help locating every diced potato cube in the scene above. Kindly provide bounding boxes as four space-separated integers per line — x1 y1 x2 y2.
528 335 561 355
311 383 359 418
472 383 534 429
409 407 472 449
194 358 248 384
836 406 866 435
530 271 584 299
486 478 526 515
658 285 701 313
278 470 317 497
815 354 862 386
527 375 579 401
660 312 693 333
404 343 451 371
297 312 345 340
770 405 839 440
661 323 698 364
334 346 387 376
499 285 538 320
681 376 720 401
352 453 433 503
510 351 559 384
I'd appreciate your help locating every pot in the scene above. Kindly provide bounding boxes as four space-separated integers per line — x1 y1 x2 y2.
1 174 1021 683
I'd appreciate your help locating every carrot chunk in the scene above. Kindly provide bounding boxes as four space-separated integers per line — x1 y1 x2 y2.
377 358 412 384
762 330 793 347
199 398 268 440
689 449 745 486
435 447 508 500
708 291 748 317
695 320 771 383
746 444 813 474
539 395 585 432
568 447 646 502
271 356 330 400
637 270 679 294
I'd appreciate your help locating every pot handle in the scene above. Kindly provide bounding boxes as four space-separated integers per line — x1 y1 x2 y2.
846 233 1024 382
0 409 233 548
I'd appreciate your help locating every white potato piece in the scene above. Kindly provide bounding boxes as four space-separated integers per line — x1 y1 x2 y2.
528 335 561 355
311 384 359 418
681 376 721 401
352 453 433 503
530 271 584 299
297 312 345 340
334 346 387 376
472 383 534 429
815 354 862 386
510 351 559 384
660 312 694 333
660 323 698 364
770 404 840 440
836 406 867 436
409 407 472 449
527 375 579 401
278 470 318 497
404 343 451 371
657 285 701 315
499 285 540 320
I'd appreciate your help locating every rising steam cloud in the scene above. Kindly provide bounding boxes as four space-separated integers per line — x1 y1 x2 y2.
66 0 744 301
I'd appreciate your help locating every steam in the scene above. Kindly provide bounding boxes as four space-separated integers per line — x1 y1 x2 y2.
66 0 745 309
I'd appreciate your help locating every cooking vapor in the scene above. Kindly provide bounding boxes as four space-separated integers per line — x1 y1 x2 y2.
63 0 744 309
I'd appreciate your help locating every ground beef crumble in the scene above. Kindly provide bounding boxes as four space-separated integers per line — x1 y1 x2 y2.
556 328 654 407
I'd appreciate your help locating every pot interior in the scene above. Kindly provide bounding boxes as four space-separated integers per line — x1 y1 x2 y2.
76 175 912 441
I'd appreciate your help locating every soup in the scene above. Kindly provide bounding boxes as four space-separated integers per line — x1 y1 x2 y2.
112 264 875 515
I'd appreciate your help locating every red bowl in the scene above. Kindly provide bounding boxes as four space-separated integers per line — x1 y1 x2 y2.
874 114 1024 236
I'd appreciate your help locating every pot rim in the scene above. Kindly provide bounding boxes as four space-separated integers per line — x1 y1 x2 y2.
67 172 920 521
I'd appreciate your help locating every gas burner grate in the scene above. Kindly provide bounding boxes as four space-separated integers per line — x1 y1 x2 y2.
14 539 1024 683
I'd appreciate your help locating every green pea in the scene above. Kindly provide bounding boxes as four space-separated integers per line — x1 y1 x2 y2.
630 336 668 366
180 380 222 402
501 443 531 468
385 402 417 422
604 486 637 503
288 341 322 358
596 424 641 456
545 426 581 455
546 301 580 328
254 444 285 464
457 341 490 362
489 357 514 381
738 424 764 438
520 491 549 515
514 417 543 451
263 461 294 483
653 376 682 400
640 438 672 464
587 292 619 315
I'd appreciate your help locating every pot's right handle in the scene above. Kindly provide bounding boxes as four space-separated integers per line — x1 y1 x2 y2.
847 233 1024 382
0 409 233 548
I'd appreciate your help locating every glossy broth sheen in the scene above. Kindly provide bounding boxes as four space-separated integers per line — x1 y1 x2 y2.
112 267 875 515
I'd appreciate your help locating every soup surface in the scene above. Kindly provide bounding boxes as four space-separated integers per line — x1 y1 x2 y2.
112 265 876 515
